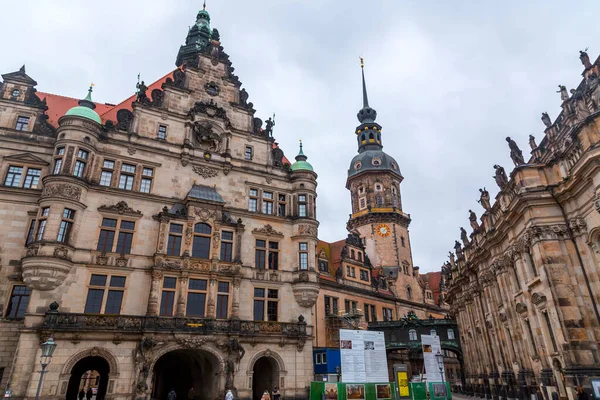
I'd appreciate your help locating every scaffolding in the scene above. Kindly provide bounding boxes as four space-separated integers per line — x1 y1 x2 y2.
325 309 367 348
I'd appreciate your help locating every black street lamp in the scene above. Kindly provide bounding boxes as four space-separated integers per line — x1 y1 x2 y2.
435 350 448 400
35 337 57 400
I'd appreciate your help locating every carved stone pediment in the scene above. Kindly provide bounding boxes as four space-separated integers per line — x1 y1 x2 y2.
515 302 528 315
531 292 547 307
98 201 142 216
192 165 219 179
4 152 49 166
42 183 82 201
252 224 283 237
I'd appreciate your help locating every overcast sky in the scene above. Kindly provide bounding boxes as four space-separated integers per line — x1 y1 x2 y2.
2 1 597 272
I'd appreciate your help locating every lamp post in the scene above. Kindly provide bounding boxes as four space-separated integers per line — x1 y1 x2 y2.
435 350 448 400
35 337 57 400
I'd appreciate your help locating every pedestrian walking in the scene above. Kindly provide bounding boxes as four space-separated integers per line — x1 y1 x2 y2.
272 386 280 400
225 389 234 400
86 388 93 400
168 388 177 400
188 387 195 400
260 390 271 400
78 389 85 400
576 387 589 400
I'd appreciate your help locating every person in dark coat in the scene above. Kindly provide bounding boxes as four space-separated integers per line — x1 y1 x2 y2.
577 387 590 400
78 389 85 400
86 388 93 400
168 389 177 400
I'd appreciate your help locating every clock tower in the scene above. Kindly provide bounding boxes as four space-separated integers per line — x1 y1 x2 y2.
346 60 421 302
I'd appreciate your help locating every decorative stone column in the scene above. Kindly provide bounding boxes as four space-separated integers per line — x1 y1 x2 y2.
206 278 217 318
231 277 241 319
146 269 163 316
176 273 189 317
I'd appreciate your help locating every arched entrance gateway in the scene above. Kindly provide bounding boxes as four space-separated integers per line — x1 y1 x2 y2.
252 357 279 400
152 350 220 400
66 356 110 400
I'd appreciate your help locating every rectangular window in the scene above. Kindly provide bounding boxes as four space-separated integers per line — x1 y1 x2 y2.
364 304 376 322
299 242 309 270
220 231 234 262
325 295 332 316
84 274 126 314
99 160 114 187
383 307 393 321
255 239 266 269
23 168 41 189
267 289 278 321
249 188 258 212
325 296 339 317
262 191 274 214
268 241 279 270
186 278 208 317
118 164 136 190
26 219 36 244
53 158 63 175
4 166 23 187
364 303 370 322
319 260 329 273
298 194 307 217
140 168 153 193
57 208 75 243
332 297 339 315
278 194 287 216
359 197 366 210
253 288 278 321
346 266 356 278
245 146 253 160
116 220 135 254
192 235 211 259
73 160 86 178
216 282 230 319
5 285 31 319
322 353 327 364
158 125 167 139
35 207 50 241
160 277 177 316
77 149 89 160
316 353 322 364
359 269 369 282
167 224 183 256
15 116 30 131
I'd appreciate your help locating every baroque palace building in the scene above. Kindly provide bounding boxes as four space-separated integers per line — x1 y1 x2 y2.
444 50 600 400
311 64 460 384
0 7 320 400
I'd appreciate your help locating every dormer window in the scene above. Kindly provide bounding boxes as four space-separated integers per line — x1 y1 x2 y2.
157 125 167 140
11 89 20 98
350 249 355 259
15 116 30 131
372 158 382 166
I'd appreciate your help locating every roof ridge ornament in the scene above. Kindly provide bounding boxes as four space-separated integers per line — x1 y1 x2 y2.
356 56 377 124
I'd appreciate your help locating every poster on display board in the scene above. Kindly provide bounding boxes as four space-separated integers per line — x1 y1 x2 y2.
340 329 389 383
421 334 443 382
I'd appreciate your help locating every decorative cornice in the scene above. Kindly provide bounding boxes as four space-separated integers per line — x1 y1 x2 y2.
527 224 569 244
98 201 142 216
192 165 219 179
252 224 283 237
568 217 587 237
531 292 547 307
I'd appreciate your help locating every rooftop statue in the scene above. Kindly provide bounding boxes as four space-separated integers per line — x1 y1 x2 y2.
493 164 508 189
557 85 569 102
529 135 537 150
580 49 592 69
506 137 525 166
460 227 469 246
541 112 552 128
477 187 491 211
469 210 480 231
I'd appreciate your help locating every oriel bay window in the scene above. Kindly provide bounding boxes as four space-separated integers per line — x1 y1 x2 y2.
186 278 208 317
167 224 183 256
192 223 212 259
299 242 309 270
160 277 177 316
253 288 278 321
53 147 64 174
57 208 75 243
220 231 233 262
5 285 31 319
36 207 50 241
84 274 126 314
298 194 307 217
216 282 230 319
73 149 89 178
96 218 135 254
118 163 136 190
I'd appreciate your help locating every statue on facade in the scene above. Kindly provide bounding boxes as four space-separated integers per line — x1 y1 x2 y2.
193 121 222 152
136 80 149 104
493 164 508 189
448 252 456 267
478 187 491 211
506 137 525 166
264 116 275 137
570 89 591 120
239 88 249 105
528 135 537 150
460 227 469 246
587 73 600 110
454 240 462 255
541 112 552 128
580 49 592 68
469 210 480 231
557 85 569 102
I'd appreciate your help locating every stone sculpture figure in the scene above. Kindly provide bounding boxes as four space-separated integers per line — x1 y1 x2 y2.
469 210 480 231
264 117 275 137
580 49 592 68
454 240 462 254
541 112 552 128
493 165 508 189
506 137 525 166
136 81 149 104
571 90 591 120
557 85 569 102
478 187 491 211
460 227 469 246
239 88 249 105
529 135 537 150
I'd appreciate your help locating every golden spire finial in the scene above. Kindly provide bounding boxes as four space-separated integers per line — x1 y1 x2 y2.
360 57 364 69
91 82 95 87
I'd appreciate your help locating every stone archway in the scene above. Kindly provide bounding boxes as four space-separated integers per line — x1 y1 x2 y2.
65 356 110 400
152 349 221 400
61 348 119 400
246 350 286 400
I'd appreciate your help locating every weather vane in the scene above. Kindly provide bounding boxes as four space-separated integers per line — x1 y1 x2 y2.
360 56 364 69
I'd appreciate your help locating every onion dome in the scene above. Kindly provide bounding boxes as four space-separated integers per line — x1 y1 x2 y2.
65 85 101 124
290 141 314 172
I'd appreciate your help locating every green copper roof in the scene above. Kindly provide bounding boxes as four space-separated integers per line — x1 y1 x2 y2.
65 85 101 124
290 141 314 172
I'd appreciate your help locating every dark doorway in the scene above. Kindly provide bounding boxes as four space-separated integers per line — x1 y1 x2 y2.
66 356 110 400
252 357 278 400
152 350 218 400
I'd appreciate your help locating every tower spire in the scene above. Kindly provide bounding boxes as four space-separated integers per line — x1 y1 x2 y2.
361 57 369 108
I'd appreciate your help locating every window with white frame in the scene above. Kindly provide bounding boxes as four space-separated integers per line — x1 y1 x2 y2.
140 167 153 193
299 242 309 270
118 163 136 190
53 147 65 174
73 149 89 178
57 208 75 243
100 160 115 186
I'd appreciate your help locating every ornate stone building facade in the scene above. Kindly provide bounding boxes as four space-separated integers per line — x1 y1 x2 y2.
312 64 454 383
0 7 319 400
444 50 600 400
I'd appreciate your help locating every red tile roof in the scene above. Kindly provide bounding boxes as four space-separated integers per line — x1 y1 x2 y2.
423 271 443 304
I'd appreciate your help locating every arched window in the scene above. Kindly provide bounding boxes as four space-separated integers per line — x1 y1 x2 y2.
430 329 437 336
361 134 366 143
406 286 412 300
447 328 455 340
350 249 355 259
376 195 383 206
409 329 417 341
192 223 212 259
358 252 363 262
369 132 374 141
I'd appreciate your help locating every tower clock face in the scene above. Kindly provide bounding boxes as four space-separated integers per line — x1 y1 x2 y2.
376 224 391 237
